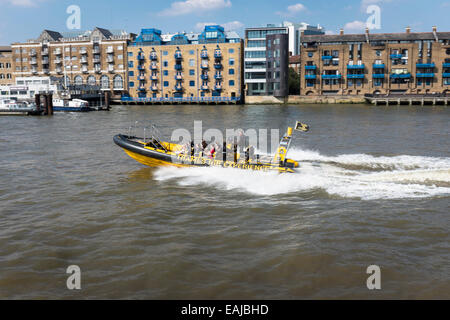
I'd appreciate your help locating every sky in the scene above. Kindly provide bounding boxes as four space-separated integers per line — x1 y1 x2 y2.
0 0 449 44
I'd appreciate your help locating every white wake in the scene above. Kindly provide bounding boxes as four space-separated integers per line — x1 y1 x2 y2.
153 148 450 200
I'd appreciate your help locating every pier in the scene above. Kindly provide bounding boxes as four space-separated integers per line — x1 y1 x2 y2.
365 94 449 106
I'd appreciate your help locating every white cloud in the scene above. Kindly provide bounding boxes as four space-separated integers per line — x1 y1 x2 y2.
344 20 367 32
195 21 244 31
0 0 42 7
276 3 306 17
325 30 336 35
159 0 232 17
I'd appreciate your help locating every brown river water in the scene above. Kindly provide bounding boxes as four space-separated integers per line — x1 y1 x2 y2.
0 104 449 299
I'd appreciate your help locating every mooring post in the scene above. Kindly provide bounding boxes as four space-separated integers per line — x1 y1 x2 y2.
47 93 53 115
42 94 49 115
104 92 110 110
35 94 41 112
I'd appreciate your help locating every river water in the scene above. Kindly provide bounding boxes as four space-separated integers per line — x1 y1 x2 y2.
0 104 449 299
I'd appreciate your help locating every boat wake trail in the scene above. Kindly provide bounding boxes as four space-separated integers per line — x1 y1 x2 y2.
153 148 450 200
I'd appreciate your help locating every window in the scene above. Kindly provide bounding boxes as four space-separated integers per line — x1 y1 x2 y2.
87 75 96 85
163 70 168 76
189 50 195 55
229 80 235 86
376 50 381 57
229 48 235 54
74 76 83 85
163 61 168 67
189 69 195 76
189 80 195 87
128 61 134 68
101 76 109 89
163 51 168 56
129 71 134 77
113 75 124 89
164 81 169 87
128 52 133 57
189 59 195 67
129 81 134 87
229 68 235 75
229 58 235 66
308 52 313 58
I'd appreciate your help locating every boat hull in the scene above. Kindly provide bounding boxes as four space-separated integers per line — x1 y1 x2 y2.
53 107 92 112
114 134 297 173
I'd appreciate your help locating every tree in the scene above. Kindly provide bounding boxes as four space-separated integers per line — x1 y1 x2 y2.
288 67 300 95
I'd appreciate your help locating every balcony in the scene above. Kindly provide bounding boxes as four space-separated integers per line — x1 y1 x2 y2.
93 58 101 63
138 86 147 91
305 75 317 79
174 64 182 71
416 73 434 78
107 47 114 54
390 54 403 59
175 74 183 80
174 84 183 91
373 64 385 69
93 47 100 54
107 56 114 63
82 68 89 74
214 50 222 59
138 75 146 81
150 75 158 81
56 68 62 74
390 73 411 79
372 74 385 79
347 74 365 79
54 49 62 56
80 49 87 55
137 54 145 61
214 73 222 80
347 64 365 69
201 85 209 90
54 59 62 64
174 51 182 60
201 51 208 59
30 59 37 65
305 65 317 70
322 55 333 60
201 64 209 70
214 84 222 91
443 63 450 68
95 66 102 73
150 53 157 60
31 69 38 74
151 85 158 91
137 64 145 71
108 66 115 73
41 59 49 65
443 73 450 78
41 49 49 56
201 74 208 80
29 51 37 57
321 74 342 79
214 63 222 70
43 69 50 74
81 58 88 64
150 63 158 70
416 63 435 68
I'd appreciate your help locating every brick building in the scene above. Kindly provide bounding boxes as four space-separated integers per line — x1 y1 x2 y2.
300 27 450 96
0 46 13 85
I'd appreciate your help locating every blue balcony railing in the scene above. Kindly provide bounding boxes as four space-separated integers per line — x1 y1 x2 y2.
390 73 411 79
150 53 157 61
214 51 222 59
416 63 435 68
137 65 145 70
443 73 450 78
321 74 341 79
214 85 222 91
201 51 208 59
347 64 365 69
201 64 209 69
150 64 158 70
443 63 450 68
174 64 182 70
390 54 403 59
347 74 365 79
416 73 434 78
174 52 182 60
214 63 222 70
322 55 333 60
138 86 146 91
373 64 385 69
137 54 145 60
150 75 158 81
372 74 385 79
121 96 242 103
305 65 317 70
201 85 209 90
305 75 316 79
214 73 223 80
201 74 208 80
174 74 183 80
174 85 183 91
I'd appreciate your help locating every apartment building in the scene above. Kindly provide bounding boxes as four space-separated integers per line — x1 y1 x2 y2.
245 22 324 97
126 25 244 103
300 27 450 96
0 46 13 85
11 28 135 96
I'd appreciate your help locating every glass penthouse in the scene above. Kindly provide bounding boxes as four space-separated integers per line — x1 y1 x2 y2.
300 26 450 96
126 25 244 104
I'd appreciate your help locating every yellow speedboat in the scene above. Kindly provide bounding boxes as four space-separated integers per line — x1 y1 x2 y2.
114 122 309 173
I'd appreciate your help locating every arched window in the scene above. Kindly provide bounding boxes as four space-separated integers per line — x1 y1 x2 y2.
74 75 83 85
113 75 123 89
100 75 110 89
87 75 97 86
64 76 71 86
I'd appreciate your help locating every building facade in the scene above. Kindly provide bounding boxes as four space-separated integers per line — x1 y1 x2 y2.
245 22 324 97
0 46 13 86
266 34 289 97
11 28 134 97
126 26 243 103
300 27 450 96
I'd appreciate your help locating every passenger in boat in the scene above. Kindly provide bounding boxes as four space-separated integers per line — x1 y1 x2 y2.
202 140 208 150
209 145 216 159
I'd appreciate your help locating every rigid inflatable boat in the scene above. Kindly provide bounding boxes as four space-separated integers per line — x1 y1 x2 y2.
114 122 309 173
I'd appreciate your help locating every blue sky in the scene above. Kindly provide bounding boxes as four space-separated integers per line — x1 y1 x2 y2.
0 0 449 44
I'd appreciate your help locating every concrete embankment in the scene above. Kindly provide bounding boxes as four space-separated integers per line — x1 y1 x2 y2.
245 95 366 105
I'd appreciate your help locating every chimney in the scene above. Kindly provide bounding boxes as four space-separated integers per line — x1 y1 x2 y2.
405 26 411 34
365 27 370 35
340 28 344 35
432 26 437 33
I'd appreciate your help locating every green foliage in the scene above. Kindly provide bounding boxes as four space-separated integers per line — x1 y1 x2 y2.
288 67 300 95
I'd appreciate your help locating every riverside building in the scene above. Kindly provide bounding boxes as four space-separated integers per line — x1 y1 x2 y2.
125 25 243 104
0 46 13 86
11 28 134 97
244 23 324 97
299 26 450 96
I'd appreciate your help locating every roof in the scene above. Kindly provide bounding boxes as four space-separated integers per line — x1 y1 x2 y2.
0 46 12 52
301 31 450 43
289 55 301 64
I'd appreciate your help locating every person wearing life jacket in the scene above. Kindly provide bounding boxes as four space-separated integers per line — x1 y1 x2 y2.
209 145 216 159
